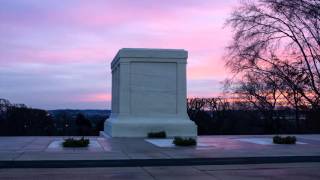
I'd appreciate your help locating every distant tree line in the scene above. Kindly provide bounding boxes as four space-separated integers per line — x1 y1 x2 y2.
0 99 106 136
1 96 319 136
0 99 54 136
51 111 106 136
187 97 320 135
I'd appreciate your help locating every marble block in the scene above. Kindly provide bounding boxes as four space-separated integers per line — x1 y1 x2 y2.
103 48 197 137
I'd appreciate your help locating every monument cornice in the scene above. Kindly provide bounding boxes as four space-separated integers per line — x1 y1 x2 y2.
111 48 188 69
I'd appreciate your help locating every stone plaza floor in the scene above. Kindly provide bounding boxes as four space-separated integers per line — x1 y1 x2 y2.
0 163 320 180
0 135 320 179
0 134 319 161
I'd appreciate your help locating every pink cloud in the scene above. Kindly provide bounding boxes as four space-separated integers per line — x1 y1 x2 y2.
0 0 238 109
0 46 116 65
188 63 228 80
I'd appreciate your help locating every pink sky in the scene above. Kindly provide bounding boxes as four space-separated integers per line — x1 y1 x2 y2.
0 0 237 109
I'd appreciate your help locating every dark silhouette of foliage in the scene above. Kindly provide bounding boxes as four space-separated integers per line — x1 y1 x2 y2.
0 98 107 136
63 137 90 147
173 137 197 146
1 95 319 136
187 97 320 134
0 98 54 136
75 113 92 136
273 135 296 144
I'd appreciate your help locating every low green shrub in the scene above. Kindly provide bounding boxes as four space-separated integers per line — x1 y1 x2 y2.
273 135 296 144
62 137 90 147
147 131 167 138
173 137 197 146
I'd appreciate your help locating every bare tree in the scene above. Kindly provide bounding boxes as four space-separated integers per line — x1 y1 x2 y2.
225 0 320 109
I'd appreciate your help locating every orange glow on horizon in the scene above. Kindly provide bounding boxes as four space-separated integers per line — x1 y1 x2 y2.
79 93 111 102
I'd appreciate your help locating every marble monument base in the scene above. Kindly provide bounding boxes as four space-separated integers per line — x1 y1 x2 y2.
104 117 197 138
103 48 198 138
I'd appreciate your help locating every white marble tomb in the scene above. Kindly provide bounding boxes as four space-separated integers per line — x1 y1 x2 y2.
103 48 197 137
